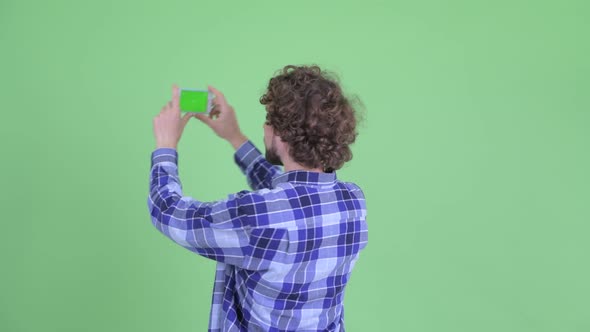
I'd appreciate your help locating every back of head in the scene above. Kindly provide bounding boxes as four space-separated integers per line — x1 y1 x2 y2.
260 65 361 172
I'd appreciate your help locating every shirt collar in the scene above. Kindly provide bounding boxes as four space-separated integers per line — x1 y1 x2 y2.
271 170 337 188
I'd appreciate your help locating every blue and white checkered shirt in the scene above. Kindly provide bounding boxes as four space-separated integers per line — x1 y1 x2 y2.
147 140 368 331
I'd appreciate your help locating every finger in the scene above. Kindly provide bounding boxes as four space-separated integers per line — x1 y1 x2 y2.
194 113 213 126
169 100 179 114
181 112 192 127
172 84 179 110
208 85 227 105
210 109 221 119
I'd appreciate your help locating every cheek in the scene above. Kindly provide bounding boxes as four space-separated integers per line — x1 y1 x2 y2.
263 132 270 148
263 127 271 143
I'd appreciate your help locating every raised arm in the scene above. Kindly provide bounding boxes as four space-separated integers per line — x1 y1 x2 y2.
234 140 283 190
194 85 283 189
147 147 287 270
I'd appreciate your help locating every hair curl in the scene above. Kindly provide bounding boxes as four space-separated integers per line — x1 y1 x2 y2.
260 65 361 172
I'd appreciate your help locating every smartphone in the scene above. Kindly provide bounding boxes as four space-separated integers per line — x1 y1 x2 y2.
179 88 213 114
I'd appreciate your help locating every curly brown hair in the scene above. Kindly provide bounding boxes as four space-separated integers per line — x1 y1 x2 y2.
259 65 362 172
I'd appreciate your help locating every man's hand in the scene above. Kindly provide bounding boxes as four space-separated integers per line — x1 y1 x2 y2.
153 84 194 149
194 85 248 150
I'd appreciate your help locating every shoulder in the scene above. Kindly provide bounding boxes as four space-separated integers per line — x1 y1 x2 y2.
224 187 296 228
227 186 288 202
338 180 366 199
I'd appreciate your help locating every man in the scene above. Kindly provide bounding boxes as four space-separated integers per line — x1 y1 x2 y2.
148 65 368 331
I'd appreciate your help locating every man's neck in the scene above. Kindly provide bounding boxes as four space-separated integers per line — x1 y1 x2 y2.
282 159 324 173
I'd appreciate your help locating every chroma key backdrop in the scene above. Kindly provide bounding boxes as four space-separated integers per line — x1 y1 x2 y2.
1 0 588 331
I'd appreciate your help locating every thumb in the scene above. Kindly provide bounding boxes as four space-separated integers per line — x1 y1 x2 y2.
194 113 213 126
181 112 193 127
208 85 227 105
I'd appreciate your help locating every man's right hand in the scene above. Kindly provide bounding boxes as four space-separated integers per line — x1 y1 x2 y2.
194 85 248 150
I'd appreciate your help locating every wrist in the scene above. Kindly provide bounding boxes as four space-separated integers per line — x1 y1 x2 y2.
156 142 177 150
228 133 248 150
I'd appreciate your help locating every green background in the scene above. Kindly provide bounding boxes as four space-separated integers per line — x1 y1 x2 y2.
1 0 588 331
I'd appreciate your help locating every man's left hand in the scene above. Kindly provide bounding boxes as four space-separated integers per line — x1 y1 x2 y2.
153 84 194 149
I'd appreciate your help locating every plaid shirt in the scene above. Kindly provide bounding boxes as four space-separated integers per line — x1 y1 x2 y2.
147 140 368 331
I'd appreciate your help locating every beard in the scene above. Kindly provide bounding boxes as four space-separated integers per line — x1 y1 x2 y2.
265 141 283 166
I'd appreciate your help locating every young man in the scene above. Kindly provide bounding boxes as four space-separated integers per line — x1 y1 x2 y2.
148 65 368 331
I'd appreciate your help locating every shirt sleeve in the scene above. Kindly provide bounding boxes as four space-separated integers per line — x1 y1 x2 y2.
147 147 287 271
234 140 283 190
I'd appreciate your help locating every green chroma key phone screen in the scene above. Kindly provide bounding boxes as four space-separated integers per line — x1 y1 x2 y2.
179 90 208 112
